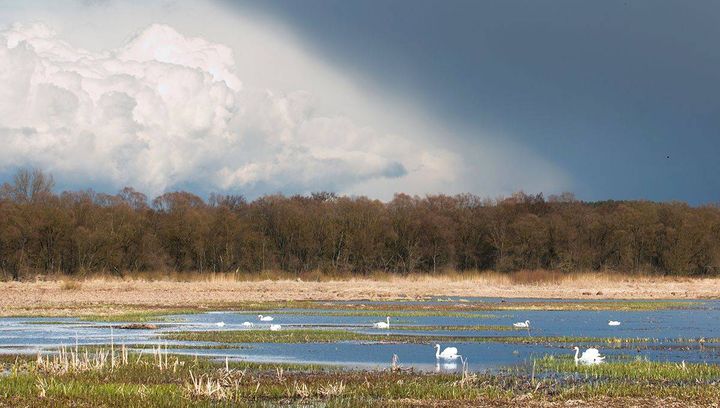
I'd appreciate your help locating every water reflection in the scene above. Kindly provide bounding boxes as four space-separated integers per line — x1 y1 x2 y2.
436 362 458 372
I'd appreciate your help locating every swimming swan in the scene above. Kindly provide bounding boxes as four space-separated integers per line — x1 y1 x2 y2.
269 324 282 331
373 316 391 329
513 320 530 328
608 321 621 326
434 344 461 360
258 315 274 322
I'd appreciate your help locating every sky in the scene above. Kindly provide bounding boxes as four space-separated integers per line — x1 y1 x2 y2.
0 0 718 203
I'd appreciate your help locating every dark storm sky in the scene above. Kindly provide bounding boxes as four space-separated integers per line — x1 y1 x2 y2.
227 0 720 203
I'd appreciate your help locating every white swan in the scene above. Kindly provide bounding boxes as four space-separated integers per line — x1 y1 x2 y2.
608 321 621 326
373 316 390 329
258 315 274 322
434 344 461 360
241 322 255 328
215 322 226 327
513 320 530 328
269 324 282 331
573 347 605 365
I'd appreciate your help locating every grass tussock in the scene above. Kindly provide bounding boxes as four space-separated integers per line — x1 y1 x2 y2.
59 279 82 290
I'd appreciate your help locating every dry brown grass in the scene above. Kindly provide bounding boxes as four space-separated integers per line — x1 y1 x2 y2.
0 270 717 318
114 268 397 283
17 267 693 286
38 268 675 285
59 279 82 291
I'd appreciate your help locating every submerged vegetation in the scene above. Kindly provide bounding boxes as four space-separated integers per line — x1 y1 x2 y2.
2 347 720 407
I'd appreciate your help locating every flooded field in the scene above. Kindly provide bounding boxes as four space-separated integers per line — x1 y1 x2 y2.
2 297 717 374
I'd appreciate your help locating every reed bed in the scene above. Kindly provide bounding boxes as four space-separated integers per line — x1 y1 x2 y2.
33 343 180 375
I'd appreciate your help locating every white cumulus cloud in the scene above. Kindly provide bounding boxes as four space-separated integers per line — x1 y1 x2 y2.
0 22 448 196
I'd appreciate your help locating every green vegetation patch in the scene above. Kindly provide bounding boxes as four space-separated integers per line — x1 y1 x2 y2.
163 329 665 347
536 355 720 382
165 329 420 344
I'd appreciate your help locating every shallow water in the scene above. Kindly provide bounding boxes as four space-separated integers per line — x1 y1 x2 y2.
1 298 719 373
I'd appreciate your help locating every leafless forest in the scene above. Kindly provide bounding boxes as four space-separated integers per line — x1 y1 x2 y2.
1 169 718 280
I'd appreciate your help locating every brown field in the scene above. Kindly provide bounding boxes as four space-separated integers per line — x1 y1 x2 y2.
1 271 719 317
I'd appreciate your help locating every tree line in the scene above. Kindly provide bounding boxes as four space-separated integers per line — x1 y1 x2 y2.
0 169 719 280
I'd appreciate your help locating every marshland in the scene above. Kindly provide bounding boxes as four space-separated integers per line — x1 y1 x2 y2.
2 284 720 407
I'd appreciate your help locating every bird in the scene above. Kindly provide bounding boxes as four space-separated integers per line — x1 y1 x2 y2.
241 322 254 328
608 320 621 326
258 315 274 322
373 316 391 329
573 347 605 365
215 322 226 327
513 320 530 328
269 324 282 331
434 344 461 360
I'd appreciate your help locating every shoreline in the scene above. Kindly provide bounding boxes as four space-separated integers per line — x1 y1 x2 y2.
1 275 718 317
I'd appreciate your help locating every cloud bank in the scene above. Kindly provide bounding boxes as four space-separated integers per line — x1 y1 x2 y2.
0 0 572 200
0 22 442 196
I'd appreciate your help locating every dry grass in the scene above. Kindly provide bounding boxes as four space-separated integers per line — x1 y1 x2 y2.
0 271 720 316
33 342 181 376
0 270 715 317
25 268 691 284
59 280 82 291
26 268 437 284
